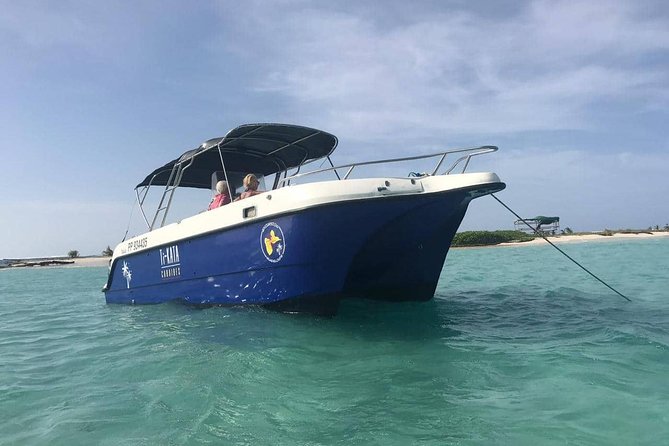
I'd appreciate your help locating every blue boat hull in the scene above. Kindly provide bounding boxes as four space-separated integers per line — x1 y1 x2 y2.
104 186 497 314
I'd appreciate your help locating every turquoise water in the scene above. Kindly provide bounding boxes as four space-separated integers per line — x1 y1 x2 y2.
1 238 668 445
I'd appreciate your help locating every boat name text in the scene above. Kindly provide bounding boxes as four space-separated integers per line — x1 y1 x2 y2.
127 237 148 252
159 245 181 280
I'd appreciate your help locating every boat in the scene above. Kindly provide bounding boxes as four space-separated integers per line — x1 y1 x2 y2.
103 123 505 315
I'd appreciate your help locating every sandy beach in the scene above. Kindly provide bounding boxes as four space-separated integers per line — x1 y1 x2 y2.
498 231 669 247
0 256 111 269
71 257 111 267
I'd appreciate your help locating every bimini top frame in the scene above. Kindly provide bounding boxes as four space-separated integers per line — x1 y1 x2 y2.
136 123 339 190
133 123 498 231
134 123 338 230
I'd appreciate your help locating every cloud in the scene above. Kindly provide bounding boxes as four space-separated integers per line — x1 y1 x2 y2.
215 0 669 141
526 0 669 58
2 1 667 257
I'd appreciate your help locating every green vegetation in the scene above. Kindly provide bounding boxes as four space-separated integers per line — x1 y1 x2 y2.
67 250 80 258
452 230 535 247
452 225 669 247
610 229 653 235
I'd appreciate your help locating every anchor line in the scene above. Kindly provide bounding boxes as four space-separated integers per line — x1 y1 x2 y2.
121 199 136 243
490 193 631 302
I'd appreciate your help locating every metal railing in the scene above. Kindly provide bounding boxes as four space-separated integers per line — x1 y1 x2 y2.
134 156 197 231
134 144 498 231
277 145 498 187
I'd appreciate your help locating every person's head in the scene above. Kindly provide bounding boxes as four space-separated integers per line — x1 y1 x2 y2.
243 174 259 191
215 180 229 195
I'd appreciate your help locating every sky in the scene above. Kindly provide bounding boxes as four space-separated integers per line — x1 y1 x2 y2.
1 0 668 258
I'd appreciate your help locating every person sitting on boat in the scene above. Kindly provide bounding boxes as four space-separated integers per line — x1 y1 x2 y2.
208 180 231 210
237 174 262 200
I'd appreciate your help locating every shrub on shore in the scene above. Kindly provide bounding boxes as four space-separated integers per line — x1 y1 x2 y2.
452 230 535 247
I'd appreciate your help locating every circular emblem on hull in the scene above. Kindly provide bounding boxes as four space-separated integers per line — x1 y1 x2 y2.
260 222 286 263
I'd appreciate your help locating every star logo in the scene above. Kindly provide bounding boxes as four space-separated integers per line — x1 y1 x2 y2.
260 222 286 263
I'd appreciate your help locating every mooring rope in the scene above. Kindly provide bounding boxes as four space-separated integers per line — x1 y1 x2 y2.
490 193 631 302
121 199 136 243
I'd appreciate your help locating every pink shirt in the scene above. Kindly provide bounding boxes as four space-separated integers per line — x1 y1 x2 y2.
208 193 231 210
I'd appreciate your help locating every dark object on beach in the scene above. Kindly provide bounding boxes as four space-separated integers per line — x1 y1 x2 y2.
514 216 560 235
2 259 75 268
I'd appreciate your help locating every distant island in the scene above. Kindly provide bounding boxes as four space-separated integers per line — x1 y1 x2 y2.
1 247 114 269
0 257 110 269
452 230 534 246
0 259 75 268
452 229 669 247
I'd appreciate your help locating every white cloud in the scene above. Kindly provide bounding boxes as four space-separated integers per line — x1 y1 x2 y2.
2 1 667 257
216 0 669 140
527 0 669 58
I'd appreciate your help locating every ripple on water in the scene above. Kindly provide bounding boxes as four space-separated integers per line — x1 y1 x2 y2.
1 239 669 444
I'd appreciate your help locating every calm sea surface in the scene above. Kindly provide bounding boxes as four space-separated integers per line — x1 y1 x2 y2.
1 238 668 445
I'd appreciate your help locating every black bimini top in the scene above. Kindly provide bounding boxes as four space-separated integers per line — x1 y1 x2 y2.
532 216 560 225
136 123 338 189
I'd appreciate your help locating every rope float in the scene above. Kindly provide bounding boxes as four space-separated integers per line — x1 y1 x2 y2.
490 193 631 302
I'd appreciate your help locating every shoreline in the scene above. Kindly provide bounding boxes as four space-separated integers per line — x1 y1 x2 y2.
1 256 110 269
457 231 669 249
3 232 668 267
71 257 111 267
